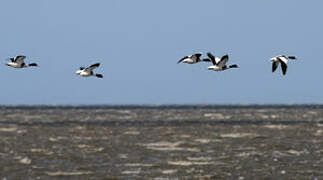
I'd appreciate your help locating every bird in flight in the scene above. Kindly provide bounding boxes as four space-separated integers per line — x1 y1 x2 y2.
206 52 239 71
270 55 297 75
177 53 210 64
75 63 103 78
6 55 38 68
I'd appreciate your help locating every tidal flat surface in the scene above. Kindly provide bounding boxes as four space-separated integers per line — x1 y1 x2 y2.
0 105 323 179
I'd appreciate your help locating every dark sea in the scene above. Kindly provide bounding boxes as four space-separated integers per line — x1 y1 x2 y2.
0 105 322 179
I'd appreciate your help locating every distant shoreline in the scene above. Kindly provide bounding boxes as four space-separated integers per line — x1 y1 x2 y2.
1 104 323 110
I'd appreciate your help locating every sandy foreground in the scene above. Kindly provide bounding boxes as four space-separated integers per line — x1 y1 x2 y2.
0 106 323 179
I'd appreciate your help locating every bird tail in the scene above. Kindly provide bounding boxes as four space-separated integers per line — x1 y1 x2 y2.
95 74 103 78
229 64 239 68
28 63 38 67
288 56 297 60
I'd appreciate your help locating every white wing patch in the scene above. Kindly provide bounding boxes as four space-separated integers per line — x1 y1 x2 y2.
278 56 288 64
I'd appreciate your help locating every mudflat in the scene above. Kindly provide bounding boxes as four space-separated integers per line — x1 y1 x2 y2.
0 105 322 179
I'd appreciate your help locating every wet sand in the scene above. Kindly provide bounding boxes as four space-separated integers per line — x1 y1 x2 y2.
0 105 323 179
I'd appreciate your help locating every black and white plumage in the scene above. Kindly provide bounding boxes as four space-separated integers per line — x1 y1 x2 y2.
75 63 103 78
6 55 38 68
270 55 297 75
177 53 210 64
206 53 239 71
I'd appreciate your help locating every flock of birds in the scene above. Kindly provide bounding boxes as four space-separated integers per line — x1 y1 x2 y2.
5 55 103 78
5 53 297 77
178 52 297 75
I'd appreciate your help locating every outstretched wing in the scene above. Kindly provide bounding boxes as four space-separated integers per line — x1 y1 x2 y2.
272 61 278 72
177 56 188 64
278 57 287 75
207 52 216 65
217 55 229 68
85 63 100 71
15 56 26 64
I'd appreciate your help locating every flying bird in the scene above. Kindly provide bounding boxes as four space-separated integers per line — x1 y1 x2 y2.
177 53 210 64
5 55 38 68
270 55 297 75
75 63 103 78
206 53 239 71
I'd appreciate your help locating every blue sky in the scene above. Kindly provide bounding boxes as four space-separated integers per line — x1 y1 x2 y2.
0 0 322 104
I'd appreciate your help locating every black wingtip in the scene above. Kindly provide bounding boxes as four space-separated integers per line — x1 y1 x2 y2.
272 62 278 72
207 52 213 57
221 54 229 61
280 62 287 75
178 56 188 64
206 52 216 60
